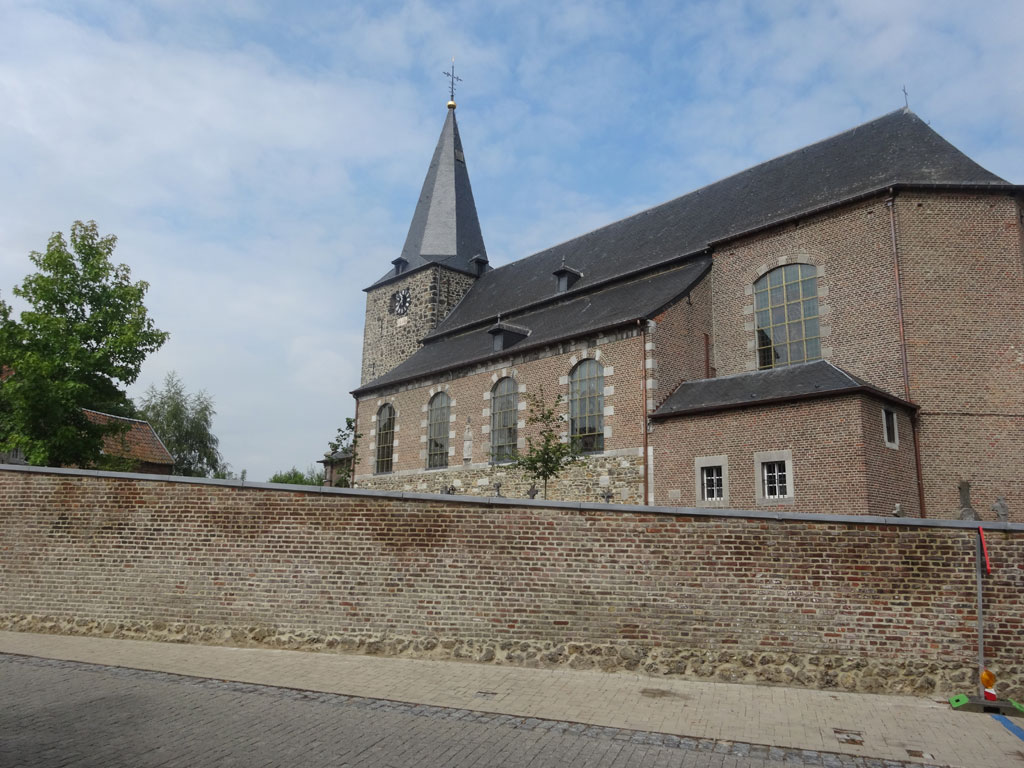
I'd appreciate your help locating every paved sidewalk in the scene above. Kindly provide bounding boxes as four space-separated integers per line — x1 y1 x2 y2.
1 631 1021 768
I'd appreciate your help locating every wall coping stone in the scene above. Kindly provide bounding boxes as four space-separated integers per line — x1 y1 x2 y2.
2 463 1021 533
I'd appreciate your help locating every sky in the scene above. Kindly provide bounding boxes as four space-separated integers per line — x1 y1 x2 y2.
1 0 1021 481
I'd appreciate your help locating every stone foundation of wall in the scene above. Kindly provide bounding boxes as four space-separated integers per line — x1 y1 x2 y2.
356 452 644 504
1 613 1003 697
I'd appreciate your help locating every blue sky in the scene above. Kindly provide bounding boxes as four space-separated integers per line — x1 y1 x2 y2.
1 0 1021 481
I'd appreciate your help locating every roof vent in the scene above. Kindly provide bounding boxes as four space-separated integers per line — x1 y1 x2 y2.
553 261 583 293
392 256 409 275
487 319 530 353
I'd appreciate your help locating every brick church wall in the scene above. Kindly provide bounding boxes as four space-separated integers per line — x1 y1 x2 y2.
2 466 1022 699
711 194 905 395
893 193 1024 519
650 394 919 516
708 191 1024 521
648 275 713 411
354 330 648 503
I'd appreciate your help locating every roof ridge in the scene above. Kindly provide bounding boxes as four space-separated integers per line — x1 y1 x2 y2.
81 408 153 425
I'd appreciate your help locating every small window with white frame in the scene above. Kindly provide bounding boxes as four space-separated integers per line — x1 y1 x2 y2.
694 455 729 506
753 450 794 505
882 407 899 449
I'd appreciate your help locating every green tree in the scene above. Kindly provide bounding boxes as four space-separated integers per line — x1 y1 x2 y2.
268 465 325 486
137 371 224 477
513 390 581 499
0 221 168 467
325 416 360 487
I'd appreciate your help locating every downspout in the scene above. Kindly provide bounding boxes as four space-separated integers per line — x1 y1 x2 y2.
886 191 927 517
638 319 650 505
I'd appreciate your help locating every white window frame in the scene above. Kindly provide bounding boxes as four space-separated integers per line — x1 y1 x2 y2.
753 449 794 505
694 455 729 507
882 407 899 449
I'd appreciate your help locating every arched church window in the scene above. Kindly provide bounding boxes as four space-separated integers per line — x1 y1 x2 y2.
569 359 604 453
490 378 518 463
375 404 396 474
754 264 820 369
427 393 450 469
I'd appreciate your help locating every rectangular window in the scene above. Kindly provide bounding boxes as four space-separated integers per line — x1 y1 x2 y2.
693 455 729 507
762 461 789 499
882 408 899 449
701 466 724 500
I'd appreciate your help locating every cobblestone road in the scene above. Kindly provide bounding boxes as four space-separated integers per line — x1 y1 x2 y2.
1 654 933 768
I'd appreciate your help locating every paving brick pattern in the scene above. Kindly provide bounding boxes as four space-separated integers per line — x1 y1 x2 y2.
1 654 936 768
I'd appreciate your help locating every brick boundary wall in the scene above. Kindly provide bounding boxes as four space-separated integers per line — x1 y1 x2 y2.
2 465 1022 699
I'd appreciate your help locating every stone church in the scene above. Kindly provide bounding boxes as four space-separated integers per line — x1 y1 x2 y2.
351 101 1023 521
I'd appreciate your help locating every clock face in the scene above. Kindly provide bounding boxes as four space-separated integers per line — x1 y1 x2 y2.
390 288 411 316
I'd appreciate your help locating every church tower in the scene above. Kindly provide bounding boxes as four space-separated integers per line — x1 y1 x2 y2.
360 100 489 385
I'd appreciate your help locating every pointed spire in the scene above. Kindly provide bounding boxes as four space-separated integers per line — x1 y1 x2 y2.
369 107 488 288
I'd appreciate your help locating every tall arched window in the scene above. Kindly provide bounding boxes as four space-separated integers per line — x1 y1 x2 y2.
754 264 820 369
375 404 395 474
569 359 604 453
490 377 518 462
427 392 450 469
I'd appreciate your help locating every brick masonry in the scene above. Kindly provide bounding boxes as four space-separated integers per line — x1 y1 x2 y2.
2 466 1022 700
651 394 920 517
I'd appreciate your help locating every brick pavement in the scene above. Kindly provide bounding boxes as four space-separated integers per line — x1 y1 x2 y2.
1 631 1022 768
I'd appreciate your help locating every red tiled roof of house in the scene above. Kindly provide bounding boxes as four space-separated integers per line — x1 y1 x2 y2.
82 409 174 467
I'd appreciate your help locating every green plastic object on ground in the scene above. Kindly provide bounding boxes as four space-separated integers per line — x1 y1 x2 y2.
949 694 969 708
1010 698 1024 713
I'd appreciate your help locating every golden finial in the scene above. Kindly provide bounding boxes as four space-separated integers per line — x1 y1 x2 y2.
443 57 461 109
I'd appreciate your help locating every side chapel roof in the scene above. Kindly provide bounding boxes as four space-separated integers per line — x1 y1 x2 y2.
356 109 1012 395
651 360 915 418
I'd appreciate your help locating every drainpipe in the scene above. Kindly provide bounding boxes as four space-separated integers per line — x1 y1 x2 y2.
638 319 650 505
886 191 927 517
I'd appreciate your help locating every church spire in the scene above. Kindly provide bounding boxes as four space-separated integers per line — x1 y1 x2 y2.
369 103 489 288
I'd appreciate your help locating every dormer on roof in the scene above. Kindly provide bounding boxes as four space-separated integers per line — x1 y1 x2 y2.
392 256 409 275
487 319 530 353
470 253 489 277
553 262 583 293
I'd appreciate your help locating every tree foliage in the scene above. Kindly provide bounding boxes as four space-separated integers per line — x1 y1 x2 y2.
513 390 581 499
268 465 325 486
0 221 168 467
326 416 360 487
137 371 224 477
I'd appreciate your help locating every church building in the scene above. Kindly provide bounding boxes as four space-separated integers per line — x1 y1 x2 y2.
351 100 1023 521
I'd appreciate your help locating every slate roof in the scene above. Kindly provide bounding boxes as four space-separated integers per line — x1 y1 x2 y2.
426 109 1011 341
651 361 914 418
82 409 174 466
355 256 711 393
369 107 488 288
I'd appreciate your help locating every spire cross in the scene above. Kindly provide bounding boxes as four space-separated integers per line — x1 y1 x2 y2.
902 85 909 109
443 57 462 102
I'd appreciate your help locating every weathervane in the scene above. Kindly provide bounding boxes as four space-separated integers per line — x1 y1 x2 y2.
443 57 462 106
